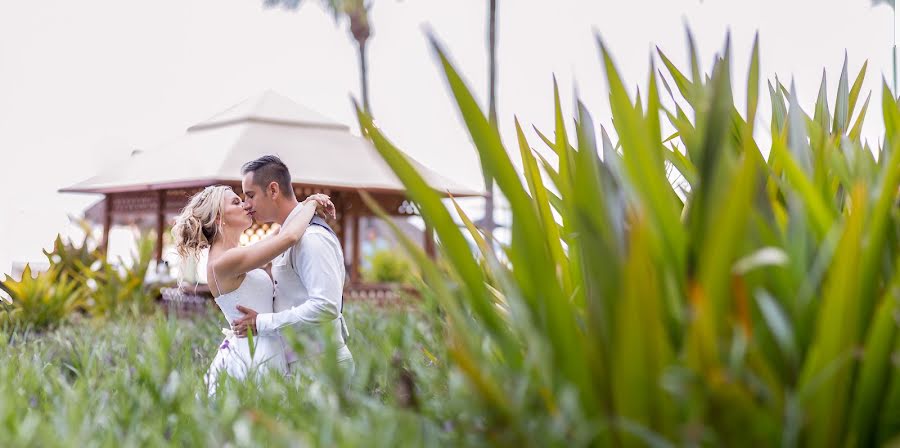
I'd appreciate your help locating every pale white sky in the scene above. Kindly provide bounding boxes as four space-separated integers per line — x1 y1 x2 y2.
0 0 894 275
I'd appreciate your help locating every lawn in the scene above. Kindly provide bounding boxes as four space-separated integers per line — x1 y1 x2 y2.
0 303 478 447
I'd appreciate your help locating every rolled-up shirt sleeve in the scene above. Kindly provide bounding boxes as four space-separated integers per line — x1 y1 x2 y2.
255 232 343 335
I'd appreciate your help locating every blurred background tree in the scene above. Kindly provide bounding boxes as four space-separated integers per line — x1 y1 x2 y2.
264 0 374 113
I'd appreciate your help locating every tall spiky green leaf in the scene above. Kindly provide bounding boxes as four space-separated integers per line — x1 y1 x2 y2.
514 118 570 294
431 36 597 415
813 70 831 132
847 285 900 447
601 36 686 278
849 92 872 141
746 33 760 132
354 103 507 342
848 60 868 120
799 185 867 447
833 54 850 134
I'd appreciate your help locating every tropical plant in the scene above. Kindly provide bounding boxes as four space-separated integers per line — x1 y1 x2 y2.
353 28 900 446
42 221 104 289
83 233 158 317
0 264 84 330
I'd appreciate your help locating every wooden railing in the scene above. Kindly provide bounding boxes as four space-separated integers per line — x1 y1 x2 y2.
159 282 419 314
159 286 211 316
344 282 419 306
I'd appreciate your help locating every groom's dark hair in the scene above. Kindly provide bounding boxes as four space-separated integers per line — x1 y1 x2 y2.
241 155 294 198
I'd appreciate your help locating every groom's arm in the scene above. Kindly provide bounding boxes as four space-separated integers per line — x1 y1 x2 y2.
254 232 343 336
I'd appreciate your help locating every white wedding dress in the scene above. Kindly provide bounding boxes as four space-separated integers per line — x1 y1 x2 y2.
205 269 287 395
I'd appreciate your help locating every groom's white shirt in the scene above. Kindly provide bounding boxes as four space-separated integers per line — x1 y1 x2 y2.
255 203 352 364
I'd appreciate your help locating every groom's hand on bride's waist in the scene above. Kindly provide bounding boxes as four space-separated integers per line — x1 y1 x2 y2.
232 305 259 337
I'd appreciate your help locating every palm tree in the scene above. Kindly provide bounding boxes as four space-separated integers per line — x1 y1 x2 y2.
264 0 374 113
478 0 498 240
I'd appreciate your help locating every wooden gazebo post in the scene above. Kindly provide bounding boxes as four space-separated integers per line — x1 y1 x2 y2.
101 194 113 256
350 195 362 284
155 190 166 262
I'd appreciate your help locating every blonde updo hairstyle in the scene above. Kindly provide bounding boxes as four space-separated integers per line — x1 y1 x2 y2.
172 185 232 261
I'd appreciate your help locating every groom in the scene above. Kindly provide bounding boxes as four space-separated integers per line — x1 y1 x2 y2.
231 155 354 375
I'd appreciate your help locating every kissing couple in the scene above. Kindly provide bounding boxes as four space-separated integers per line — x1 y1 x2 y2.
172 155 353 395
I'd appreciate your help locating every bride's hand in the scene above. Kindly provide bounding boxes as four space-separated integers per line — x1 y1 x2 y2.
303 193 336 220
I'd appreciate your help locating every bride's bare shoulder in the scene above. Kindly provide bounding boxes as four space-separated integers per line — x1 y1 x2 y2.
206 248 247 294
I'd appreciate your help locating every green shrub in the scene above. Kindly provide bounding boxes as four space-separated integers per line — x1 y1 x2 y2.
1 221 164 327
83 233 158 317
357 32 900 446
43 220 104 288
0 264 84 330
363 249 415 284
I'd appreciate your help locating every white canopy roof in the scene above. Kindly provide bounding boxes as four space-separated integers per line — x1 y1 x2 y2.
61 90 482 197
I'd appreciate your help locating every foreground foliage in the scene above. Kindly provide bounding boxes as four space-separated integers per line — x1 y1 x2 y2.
356 31 900 446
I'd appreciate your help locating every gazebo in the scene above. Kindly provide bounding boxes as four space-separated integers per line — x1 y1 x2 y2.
61 90 482 297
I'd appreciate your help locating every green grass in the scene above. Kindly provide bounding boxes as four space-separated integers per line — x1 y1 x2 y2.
0 304 475 447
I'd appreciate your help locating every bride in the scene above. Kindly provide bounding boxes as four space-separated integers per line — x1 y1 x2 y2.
171 185 333 395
